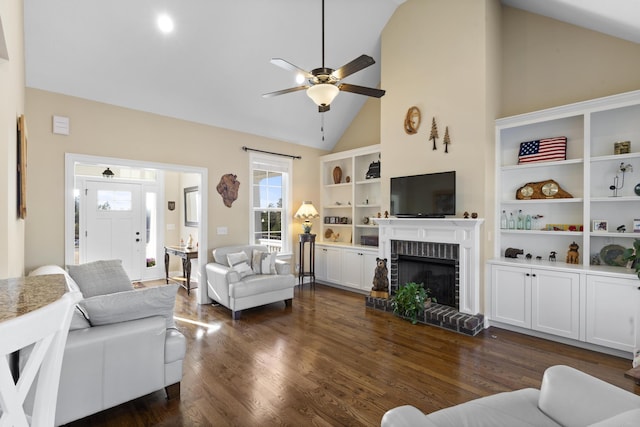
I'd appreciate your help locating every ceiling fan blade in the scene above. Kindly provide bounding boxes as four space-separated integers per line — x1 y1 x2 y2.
262 86 309 98
331 55 375 80
338 83 385 98
270 58 313 79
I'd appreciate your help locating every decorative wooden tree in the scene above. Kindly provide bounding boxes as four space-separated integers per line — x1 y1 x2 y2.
443 126 451 153
429 117 439 150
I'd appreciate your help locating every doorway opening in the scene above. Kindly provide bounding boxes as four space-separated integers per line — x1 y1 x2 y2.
65 154 209 304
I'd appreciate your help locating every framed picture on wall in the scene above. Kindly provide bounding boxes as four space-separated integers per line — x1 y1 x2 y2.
17 115 27 219
184 186 200 227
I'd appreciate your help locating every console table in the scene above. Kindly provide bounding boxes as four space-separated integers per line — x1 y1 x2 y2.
164 245 198 295
298 233 316 288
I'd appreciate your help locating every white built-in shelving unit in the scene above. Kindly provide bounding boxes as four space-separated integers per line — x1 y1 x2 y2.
488 90 640 358
316 145 381 293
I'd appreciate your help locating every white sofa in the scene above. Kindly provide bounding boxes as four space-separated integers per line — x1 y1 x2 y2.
29 264 186 426
206 245 296 319
381 365 640 427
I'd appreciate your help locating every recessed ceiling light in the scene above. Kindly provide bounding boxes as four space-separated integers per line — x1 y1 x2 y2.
157 13 174 34
295 73 305 84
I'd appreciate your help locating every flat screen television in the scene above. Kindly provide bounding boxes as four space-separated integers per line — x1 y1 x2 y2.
390 171 456 218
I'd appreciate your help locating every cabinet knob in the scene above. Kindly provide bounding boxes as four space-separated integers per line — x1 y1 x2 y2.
525 273 530 276
532 274 536 277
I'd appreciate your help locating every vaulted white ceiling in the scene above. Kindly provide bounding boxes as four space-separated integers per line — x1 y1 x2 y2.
23 1 640 151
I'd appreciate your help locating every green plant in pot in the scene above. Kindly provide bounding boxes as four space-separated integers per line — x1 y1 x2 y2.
390 282 435 325
623 239 640 278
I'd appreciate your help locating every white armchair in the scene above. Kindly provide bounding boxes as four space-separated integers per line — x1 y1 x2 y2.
206 245 296 319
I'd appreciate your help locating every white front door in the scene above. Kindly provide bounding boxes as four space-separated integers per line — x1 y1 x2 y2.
82 181 143 280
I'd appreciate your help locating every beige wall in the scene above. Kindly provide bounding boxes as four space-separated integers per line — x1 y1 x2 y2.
24 89 323 271
0 0 25 278
501 7 640 117
19 3 640 296
332 97 381 153
381 0 498 217
380 0 500 312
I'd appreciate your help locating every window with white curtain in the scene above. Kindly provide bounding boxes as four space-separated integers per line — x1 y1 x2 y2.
249 153 292 255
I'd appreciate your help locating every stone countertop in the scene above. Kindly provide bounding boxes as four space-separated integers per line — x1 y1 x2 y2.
0 274 68 322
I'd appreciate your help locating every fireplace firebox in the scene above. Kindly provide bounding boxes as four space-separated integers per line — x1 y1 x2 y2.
397 255 458 309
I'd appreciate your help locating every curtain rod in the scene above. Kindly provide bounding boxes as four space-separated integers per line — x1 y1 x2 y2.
242 146 302 160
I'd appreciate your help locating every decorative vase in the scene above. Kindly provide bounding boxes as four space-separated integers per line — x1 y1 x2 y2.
333 166 342 184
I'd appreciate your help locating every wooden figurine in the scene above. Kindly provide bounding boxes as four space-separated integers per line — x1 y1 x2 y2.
505 248 523 258
566 242 580 264
371 258 390 299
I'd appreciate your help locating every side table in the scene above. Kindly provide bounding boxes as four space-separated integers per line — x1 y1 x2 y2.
298 233 316 288
164 245 198 295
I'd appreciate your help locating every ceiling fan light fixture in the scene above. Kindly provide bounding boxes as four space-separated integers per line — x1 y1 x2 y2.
307 84 339 107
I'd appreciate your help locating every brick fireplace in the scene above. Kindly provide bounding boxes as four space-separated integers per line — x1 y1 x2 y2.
392 241 460 309
365 218 484 336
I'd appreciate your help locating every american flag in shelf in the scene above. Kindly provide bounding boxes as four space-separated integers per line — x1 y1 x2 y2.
518 136 567 164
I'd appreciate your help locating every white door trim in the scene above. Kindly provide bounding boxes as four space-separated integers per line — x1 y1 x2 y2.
64 153 209 304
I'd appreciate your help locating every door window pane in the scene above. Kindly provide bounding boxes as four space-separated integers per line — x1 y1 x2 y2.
145 192 157 268
97 190 132 211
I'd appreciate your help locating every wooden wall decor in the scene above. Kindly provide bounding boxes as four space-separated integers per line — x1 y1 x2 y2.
429 117 439 150
404 106 421 135
216 173 240 208
443 126 451 153
17 115 27 219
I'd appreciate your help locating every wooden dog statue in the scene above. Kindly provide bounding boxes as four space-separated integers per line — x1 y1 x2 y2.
566 242 580 264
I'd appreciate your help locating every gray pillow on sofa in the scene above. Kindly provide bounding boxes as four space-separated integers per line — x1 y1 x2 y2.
67 259 133 298
252 250 276 275
79 284 179 328
227 251 255 279
28 264 90 330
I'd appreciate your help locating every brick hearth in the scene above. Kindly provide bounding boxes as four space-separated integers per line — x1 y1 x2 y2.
365 296 484 336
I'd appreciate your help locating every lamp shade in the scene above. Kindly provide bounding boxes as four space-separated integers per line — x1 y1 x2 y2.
306 84 339 107
295 201 319 233
294 201 319 219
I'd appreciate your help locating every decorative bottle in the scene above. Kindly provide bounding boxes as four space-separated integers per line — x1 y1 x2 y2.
508 213 515 229
500 210 507 229
525 215 532 230
516 210 524 230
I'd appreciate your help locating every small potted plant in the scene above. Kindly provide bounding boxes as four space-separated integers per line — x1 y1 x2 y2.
623 239 640 278
390 282 435 325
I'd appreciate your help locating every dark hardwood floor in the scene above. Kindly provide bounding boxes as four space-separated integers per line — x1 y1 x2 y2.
66 282 638 426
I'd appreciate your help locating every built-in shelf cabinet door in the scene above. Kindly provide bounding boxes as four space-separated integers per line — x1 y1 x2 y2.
586 275 639 353
491 265 531 328
316 245 342 284
531 269 581 340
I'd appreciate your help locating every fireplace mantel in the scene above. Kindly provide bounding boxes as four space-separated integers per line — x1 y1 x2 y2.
377 218 484 315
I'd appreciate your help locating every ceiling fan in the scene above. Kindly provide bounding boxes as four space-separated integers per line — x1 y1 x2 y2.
262 0 386 113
